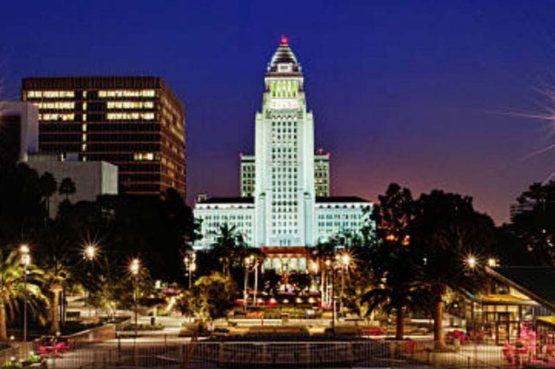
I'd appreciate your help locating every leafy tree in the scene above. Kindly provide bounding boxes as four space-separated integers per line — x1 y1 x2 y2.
343 271 374 318
261 269 281 294
371 183 413 246
58 177 76 201
289 272 311 292
363 183 428 340
0 163 46 244
411 190 497 349
178 272 235 321
504 181 555 265
0 249 46 340
56 193 198 283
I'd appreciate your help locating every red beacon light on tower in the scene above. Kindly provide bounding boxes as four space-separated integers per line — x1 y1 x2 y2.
280 35 289 45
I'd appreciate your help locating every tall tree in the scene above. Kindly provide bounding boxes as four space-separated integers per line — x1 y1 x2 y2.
364 183 427 340
505 181 555 265
0 163 46 244
411 190 497 349
58 177 76 201
37 221 76 334
39 172 57 215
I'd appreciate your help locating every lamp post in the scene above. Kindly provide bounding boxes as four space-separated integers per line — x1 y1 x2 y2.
83 243 98 318
20 244 31 342
324 259 332 307
243 255 254 310
339 253 351 315
330 260 336 333
129 258 140 338
183 252 196 289
252 258 259 307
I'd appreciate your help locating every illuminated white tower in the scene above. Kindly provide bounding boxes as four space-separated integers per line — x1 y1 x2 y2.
254 36 316 247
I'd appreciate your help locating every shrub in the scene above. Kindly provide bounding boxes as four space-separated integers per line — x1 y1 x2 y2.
1 362 22 369
121 323 164 331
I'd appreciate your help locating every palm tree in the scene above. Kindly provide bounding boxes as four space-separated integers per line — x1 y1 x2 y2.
210 224 247 277
411 190 497 349
37 221 76 334
309 237 338 306
363 246 429 340
39 172 57 215
58 177 76 201
43 259 70 334
0 248 45 341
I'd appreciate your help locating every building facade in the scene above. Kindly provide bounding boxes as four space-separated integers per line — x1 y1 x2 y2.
0 101 39 165
194 38 371 262
240 154 255 197
240 150 330 198
21 76 186 197
25 153 118 216
314 150 330 197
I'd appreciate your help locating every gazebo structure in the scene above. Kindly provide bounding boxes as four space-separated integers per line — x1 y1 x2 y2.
467 267 555 345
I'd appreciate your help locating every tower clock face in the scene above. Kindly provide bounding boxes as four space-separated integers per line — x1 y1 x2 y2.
269 98 300 110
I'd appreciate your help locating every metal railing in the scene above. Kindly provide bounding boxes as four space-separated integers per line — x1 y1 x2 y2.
27 339 515 369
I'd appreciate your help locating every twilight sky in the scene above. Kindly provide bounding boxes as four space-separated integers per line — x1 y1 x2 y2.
2 1 555 223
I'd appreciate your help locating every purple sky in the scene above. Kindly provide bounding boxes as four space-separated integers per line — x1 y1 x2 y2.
2 1 555 223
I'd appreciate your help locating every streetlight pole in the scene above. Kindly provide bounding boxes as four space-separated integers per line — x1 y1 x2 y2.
331 264 336 333
243 257 251 311
83 243 98 318
184 252 196 289
20 245 30 342
129 258 140 338
339 253 351 316
253 259 259 307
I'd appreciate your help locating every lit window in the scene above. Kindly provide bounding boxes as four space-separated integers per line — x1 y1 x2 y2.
34 102 75 109
40 113 75 121
98 90 156 98
134 152 155 161
106 101 155 109
107 112 155 120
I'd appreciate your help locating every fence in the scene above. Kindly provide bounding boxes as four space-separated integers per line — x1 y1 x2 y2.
3 340 516 369
0 342 34 363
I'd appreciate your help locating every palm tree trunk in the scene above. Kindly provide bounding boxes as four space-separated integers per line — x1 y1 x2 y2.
320 266 326 305
50 287 61 334
433 293 447 350
395 307 405 340
0 301 7 341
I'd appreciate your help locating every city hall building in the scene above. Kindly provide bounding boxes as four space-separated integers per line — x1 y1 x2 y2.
194 38 371 271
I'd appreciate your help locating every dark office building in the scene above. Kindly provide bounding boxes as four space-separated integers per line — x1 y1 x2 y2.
21 77 186 197
0 101 39 167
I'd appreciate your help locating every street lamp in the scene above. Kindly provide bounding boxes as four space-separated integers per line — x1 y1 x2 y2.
83 243 98 261
19 244 31 342
487 258 498 268
83 243 98 318
243 255 254 311
338 252 352 314
183 252 196 289
466 255 477 269
129 258 140 338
